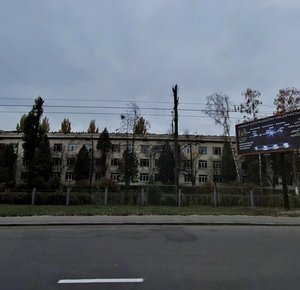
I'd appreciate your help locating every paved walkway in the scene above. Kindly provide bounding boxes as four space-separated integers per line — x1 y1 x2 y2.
1 215 300 226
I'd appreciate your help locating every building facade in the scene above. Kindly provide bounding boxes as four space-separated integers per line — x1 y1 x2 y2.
0 131 236 186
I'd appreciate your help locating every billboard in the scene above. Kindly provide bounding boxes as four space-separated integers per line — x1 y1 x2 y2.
235 109 300 155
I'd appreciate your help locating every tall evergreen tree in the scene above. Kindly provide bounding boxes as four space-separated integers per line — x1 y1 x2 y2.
158 142 175 184
75 145 91 181
31 134 52 187
97 128 112 178
118 149 138 186
22 96 45 186
221 139 237 183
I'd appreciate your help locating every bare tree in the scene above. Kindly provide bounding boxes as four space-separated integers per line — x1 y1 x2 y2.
205 93 241 182
239 88 262 120
205 93 231 136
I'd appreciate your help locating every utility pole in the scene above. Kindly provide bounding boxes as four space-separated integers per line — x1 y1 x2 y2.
172 85 180 205
281 152 290 210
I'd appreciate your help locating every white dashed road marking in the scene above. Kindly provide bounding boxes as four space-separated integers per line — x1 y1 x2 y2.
57 278 144 284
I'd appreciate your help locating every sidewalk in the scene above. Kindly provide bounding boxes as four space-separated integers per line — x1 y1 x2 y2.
1 215 300 226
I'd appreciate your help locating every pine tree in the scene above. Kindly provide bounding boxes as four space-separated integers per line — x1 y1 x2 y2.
221 139 237 183
158 142 175 184
31 134 52 187
75 145 91 181
97 128 112 178
118 149 138 186
22 96 45 186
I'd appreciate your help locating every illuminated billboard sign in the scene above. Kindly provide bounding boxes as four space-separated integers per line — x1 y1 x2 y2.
235 110 300 155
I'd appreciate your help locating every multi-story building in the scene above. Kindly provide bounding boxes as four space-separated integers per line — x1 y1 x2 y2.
0 131 235 186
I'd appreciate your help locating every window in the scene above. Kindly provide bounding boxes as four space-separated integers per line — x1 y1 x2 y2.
68 144 76 152
199 160 207 169
213 147 222 155
128 144 134 152
53 143 63 152
21 172 28 180
199 146 207 155
152 145 162 153
11 143 18 153
213 161 221 169
184 174 192 182
111 158 119 166
52 158 62 166
85 144 92 152
154 159 159 167
67 158 76 166
141 145 150 154
213 176 222 183
65 172 75 181
183 146 191 155
183 160 191 168
154 173 160 182
199 175 208 183
213 161 221 175
140 173 149 182
112 144 121 153
110 173 119 181
140 159 149 167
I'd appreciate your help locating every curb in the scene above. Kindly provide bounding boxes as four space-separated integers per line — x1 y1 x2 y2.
1 222 300 227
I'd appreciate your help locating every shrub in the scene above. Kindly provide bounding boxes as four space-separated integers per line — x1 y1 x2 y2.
95 178 120 192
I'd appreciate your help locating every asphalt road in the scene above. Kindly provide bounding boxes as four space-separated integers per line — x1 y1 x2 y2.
1 225 300 290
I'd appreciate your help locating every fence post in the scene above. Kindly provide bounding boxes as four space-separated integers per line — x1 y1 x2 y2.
31 188 36 205
250 189 255 207
66 187 70 206
104 187 108 205
213 187 217 207
141 187 145 206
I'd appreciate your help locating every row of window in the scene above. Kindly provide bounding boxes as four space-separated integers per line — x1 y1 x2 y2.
20 171 222 184
23 156 222 171
183 175 222 183
51 143 222 156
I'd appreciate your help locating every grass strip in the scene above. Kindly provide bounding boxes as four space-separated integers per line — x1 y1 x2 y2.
0 205 299 217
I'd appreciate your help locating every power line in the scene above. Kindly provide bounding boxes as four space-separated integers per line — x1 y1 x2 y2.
0 103 275 114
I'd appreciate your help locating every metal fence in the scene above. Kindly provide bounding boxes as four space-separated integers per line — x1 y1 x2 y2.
1 185 300 207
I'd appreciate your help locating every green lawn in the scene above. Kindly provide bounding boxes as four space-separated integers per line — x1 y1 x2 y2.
0 204 299 217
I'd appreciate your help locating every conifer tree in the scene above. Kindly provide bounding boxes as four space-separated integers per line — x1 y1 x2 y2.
31 134 52 187
75 145 91 181
158 142 175 184
97 128 112 178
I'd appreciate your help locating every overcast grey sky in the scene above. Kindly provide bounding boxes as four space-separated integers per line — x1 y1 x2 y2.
1 0 299 135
